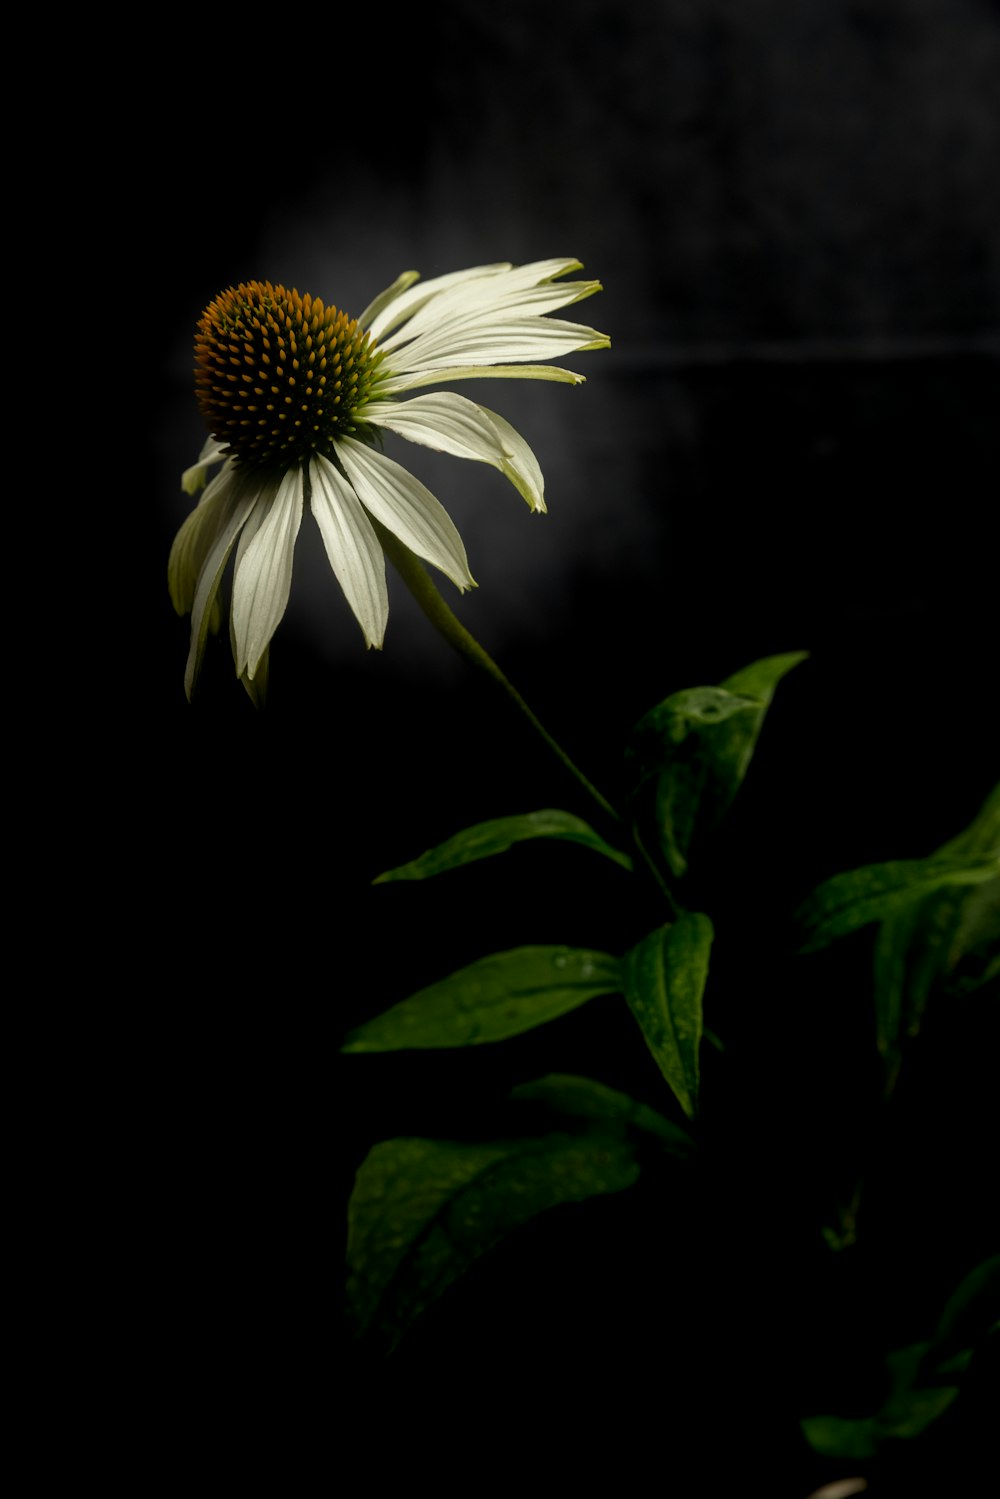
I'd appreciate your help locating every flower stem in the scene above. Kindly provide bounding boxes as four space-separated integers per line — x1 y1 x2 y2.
630 822 683 919
377 526 619 823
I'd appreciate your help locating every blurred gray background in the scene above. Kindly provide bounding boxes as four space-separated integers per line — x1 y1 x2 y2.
153 0 997 704
139 2 998 1489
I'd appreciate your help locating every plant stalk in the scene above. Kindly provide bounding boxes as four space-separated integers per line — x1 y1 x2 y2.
378 525 619 824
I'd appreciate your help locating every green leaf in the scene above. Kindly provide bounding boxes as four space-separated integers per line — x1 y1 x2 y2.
942 875 1000 996
373 808 633 883
622 913 713 1119
940 781 1000 857
346 1074 691 1353
801 1256 1000 1461
800 781 1000 1074
927 1255 1000 1365
802 1340 960 1458
872 898 923 1068
800 1413 883 1460
719 651 810 703
341 946 622 1052
509 1073 696 1157
625 653 807 878
874 871 1000 1070
801 1388 961 1459
796 852 999 955
888 780 1000 1009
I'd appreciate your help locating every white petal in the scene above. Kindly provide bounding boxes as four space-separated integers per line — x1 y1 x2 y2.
232 474 271 571
229 601 270 709
356 270 421 332
309 454 389 649
181 435 227 495
385 314 610 373
373 364 587 396
193 453 239 511
359 393 546 512
462 257 585 293
183 475 260 701
240 648 270 709
378 263 599 352
231 466 304 680
333 436 474 591
170 461 229 614
396 260 584 332
359 393 507 465
168 460 241 616
481 257 585 288
366 264 512 342
477 404 547 513
439 278 601 319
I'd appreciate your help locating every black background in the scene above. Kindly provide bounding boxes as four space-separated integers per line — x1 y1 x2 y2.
133 2 998 1492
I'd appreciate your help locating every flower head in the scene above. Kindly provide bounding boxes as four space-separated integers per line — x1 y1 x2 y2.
169 258 609 700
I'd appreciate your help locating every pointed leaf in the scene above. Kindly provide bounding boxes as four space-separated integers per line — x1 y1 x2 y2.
346 1074 689 1353
623 913 713 1119
625 653 807 878
926 1255 1000 1366
803 1340 961 1457
939 875 1000 997
341 946 622 1052
873 899 924 1068
800 1414 884 1461
720 651 810 703
805 781 1000 1077
801 1389 961 1460
873 872 1000 1071
802 1258 1000 1460
509 1074 695 1158
796 852 999 955
872 781 1000 1065
373 809 633 883
938 780 1000 859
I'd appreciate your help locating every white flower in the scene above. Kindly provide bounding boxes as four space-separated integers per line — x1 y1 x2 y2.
169 258 609 700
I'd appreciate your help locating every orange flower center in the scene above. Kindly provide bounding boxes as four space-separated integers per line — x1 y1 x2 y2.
194 281 381 468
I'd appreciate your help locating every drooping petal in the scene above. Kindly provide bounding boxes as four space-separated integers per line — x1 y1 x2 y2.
169 459 242 616
231 466 304 680
358 393 507 465
183 475 260 701
230 600 270 710
309 454 389 649
477 404 547 513
181 435 228 495
358 393 546 513
226 478 272 705
333 436 474 591
232 473 271 573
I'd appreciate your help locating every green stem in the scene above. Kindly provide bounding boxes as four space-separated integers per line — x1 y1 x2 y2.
630 822 683 918
378 526 619 824
825 1056 903 1252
